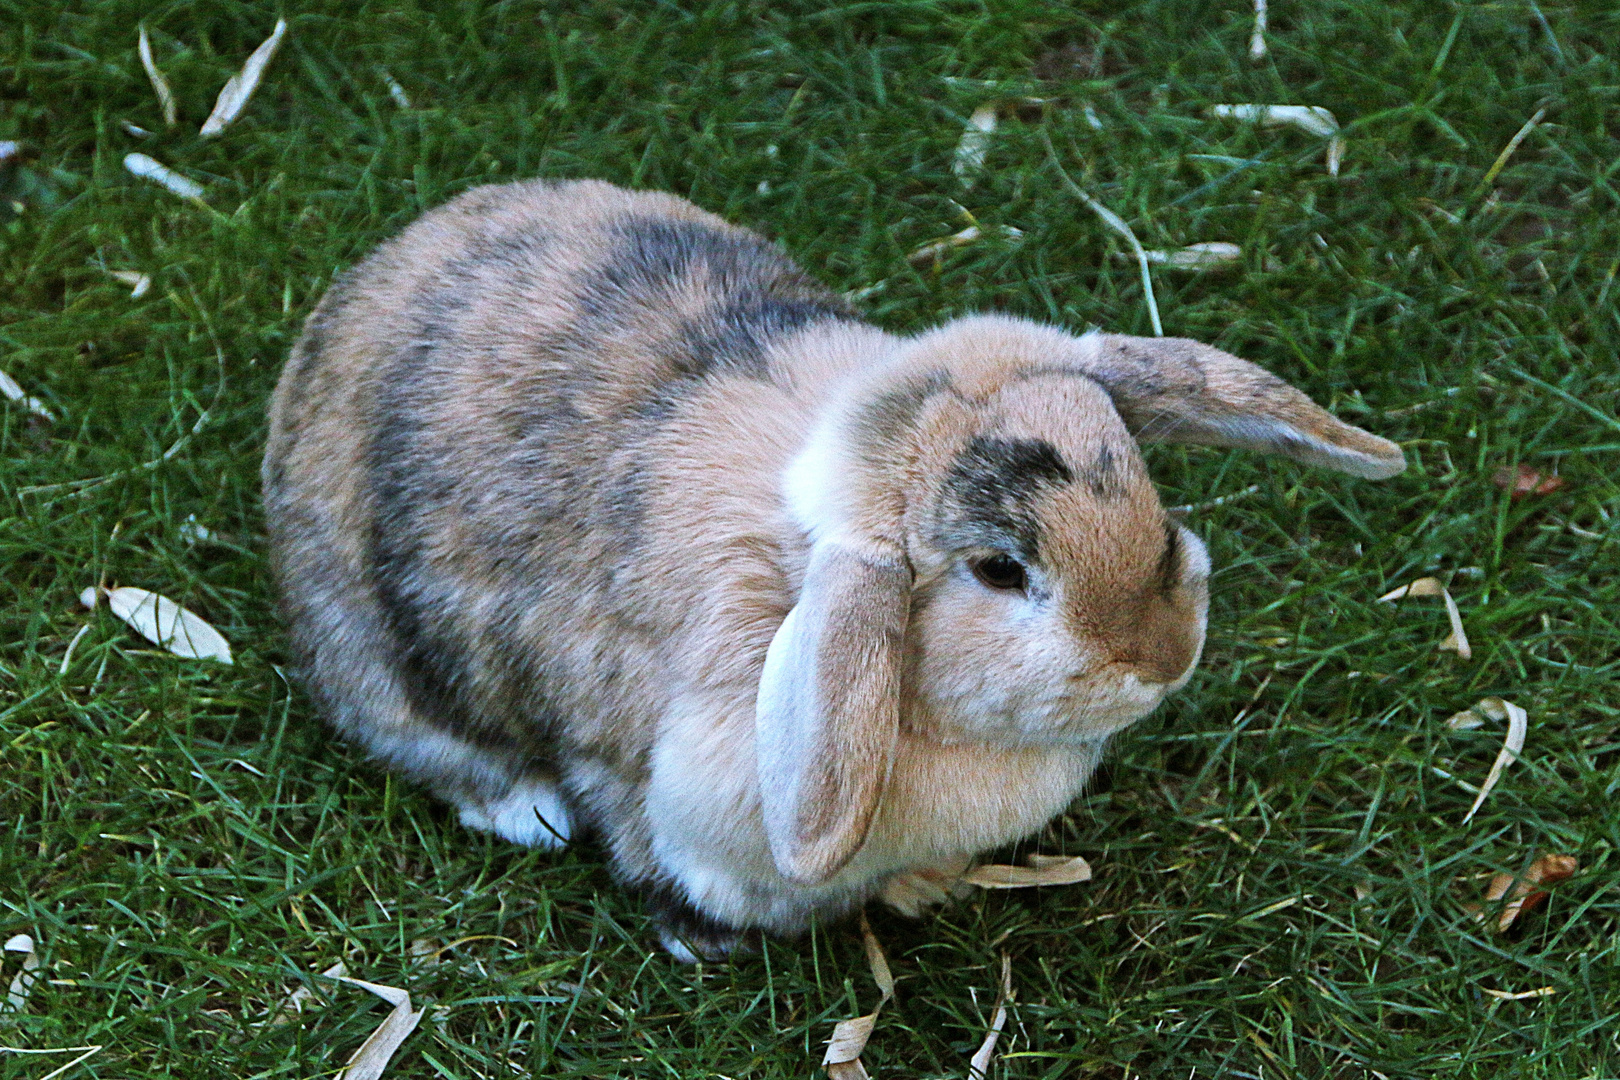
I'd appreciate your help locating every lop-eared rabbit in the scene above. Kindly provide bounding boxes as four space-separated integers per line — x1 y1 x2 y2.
263 179 1403 959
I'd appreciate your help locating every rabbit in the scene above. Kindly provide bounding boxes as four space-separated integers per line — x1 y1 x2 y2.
262 178 1404 960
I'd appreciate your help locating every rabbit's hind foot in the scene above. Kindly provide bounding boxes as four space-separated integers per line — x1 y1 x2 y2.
455 775 574 848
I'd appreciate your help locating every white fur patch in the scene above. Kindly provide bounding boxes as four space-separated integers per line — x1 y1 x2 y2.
457 776 573 848
781 426 845 543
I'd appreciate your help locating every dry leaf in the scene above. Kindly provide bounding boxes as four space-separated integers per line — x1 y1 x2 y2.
0 369 53 421
124 152 205 200
137 26 177 127
109 270 152 298
1121 241 1243 270
1492 463 1567 499
201 18 287 136
1460 698 1528 824
1210 103 1343 176
823 913 892 1080
954 103 999 186
1249 0 1269 60
80 585 233 664
334 976 424 1080
967 955 1013 1080
2 934 39 1014
1479 854 1577 932
1377 577 1471 660
962 853 1092 889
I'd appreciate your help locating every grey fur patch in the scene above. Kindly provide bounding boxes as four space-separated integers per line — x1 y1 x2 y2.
366 253 561 759
934 436 1073 560
849 370 952 465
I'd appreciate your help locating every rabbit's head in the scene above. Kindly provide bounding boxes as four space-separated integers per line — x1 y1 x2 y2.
757 315 1404 885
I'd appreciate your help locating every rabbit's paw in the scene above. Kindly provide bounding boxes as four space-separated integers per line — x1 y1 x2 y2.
879 856 975 918
456 776 573 848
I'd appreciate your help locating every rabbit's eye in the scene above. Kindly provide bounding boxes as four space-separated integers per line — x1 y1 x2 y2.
971 554 1027 592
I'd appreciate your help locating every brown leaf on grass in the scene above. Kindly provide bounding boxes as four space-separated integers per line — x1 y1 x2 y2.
1477 854 1578 932
1492 463 1567 500
823 913 892 1080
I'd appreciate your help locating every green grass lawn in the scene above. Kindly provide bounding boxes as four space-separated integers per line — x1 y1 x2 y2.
3 1 1618 1076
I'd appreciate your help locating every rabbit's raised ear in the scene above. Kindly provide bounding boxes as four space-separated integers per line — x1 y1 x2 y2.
1076 335 1406 479
755 539 910 886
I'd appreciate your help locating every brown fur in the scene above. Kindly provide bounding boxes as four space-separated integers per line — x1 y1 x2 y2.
264 178 1403 953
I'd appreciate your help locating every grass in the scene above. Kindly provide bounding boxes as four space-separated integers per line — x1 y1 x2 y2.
2 0 1618 1076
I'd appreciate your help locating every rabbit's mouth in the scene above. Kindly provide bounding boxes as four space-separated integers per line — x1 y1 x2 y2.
908 669 1169 747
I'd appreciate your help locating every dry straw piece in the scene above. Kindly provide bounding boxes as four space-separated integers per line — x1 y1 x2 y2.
1209 103 1344 176
1121 241 1243 270
123 152 205 200
200 18 287 136
137 26 177 126
81 585 233 664
823 913 894 1080
108 270 152 298
1042 131 1163 336
1377 576 1471 660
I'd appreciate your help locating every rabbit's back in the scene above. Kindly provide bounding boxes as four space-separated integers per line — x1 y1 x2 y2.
263 179 864 826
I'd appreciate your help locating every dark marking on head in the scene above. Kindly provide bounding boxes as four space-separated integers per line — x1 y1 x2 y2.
1157 522 1182 595
1080 442 1133 500
848 370 952 464
934 436 1073 560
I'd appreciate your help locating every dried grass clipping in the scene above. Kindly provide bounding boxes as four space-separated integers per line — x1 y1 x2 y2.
1450 697 1528 824
137 26 177 127
2 935 39 1014
967 955 1014 1080
823 913 893 1080
1209 103 1343 176
123 152 205 201
201 18 288 136
1377 576 1471 660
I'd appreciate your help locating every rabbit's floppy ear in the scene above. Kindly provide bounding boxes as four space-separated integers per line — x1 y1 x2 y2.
1075 335 1406 479
756 538 909 886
